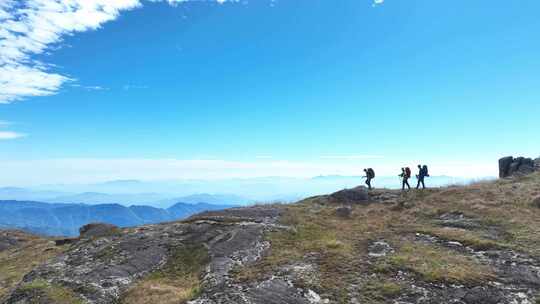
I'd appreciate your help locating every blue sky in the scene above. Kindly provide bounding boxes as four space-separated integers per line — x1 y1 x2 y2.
1 0 539 185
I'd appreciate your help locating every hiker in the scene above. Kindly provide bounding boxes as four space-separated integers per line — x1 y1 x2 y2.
399 167 411 190
363 168 375 190
416 164 429 189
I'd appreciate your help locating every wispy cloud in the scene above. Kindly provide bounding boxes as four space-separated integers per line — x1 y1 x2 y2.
0 131 26 140
71 84 108 91
372 0 384 7
0 0 230 103
0 0 142 103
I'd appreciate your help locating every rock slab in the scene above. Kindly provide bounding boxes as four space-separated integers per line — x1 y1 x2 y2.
329 186 369 204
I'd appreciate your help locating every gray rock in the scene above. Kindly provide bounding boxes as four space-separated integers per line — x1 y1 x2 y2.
368 240 393 257
462 287 504 304
498 156 513 178
335 206 352 218
438 212 481 230
329 186 369 204
499 156 538 178
517 164 535 175
79 223 120 239
522 158 535 168
508 161 521 175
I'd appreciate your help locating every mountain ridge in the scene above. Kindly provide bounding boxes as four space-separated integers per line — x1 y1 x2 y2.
0 200 236 236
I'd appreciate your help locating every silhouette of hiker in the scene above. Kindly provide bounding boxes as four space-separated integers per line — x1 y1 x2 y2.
363 168 375 190
416 164 429 189
399 167 411 190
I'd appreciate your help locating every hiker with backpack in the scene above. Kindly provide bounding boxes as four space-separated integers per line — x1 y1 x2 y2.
399 167 411 190
416 164 429 189
363 168 375 190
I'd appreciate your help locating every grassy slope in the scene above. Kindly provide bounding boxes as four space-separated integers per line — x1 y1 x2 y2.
0 232 68 300
235 172 540 303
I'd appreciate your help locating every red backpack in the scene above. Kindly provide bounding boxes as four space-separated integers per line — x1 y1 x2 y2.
405 167 411 178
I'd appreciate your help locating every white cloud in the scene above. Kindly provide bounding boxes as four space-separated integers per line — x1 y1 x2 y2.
0 0 230 103
372 0 384 6
0 131 26 140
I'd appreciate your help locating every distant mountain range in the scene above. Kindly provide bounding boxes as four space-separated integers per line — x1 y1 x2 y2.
0 175 491 209
0 200 235 237
0 188 253 208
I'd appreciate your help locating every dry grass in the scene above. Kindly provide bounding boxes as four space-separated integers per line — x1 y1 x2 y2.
409 173 540 256
236 172 540 301
121 276 200 304
121 245 209 304
416 226 502 250
359 278 403 303
0 233 67 299
384 243 494 284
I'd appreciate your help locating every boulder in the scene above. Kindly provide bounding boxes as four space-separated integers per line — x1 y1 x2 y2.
498 156 513 178
499 156 538 178
330 186 369 204
335 206 352 218
79 223 119 239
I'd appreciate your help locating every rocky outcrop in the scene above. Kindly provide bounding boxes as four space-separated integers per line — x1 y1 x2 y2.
499 156 538 178
4 206 326 304
329 186 369 204
79 223 119 239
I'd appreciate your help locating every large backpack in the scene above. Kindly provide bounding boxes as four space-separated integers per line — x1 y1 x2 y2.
367 168 375 178
405 167 411 178
422 165 429 177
